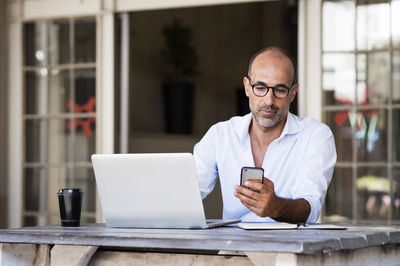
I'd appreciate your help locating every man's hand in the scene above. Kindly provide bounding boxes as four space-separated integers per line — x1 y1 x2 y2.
234 177 278 217
234 177 311 223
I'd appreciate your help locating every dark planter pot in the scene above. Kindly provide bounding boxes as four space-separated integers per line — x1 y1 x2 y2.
163 81 194 134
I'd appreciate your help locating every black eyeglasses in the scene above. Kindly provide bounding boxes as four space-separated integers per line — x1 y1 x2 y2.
246 76 294 99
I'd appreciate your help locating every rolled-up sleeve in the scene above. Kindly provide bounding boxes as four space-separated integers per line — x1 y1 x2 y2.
290 125 337 223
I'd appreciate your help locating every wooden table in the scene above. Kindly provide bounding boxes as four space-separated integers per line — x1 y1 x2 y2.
1 223 400 265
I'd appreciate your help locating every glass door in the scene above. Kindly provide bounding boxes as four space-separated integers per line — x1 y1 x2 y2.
322 0 400 224
23 18 97 226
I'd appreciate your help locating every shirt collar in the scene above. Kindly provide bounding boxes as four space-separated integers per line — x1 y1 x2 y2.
279 112 301 139
233 113 252 147
235 112 301 146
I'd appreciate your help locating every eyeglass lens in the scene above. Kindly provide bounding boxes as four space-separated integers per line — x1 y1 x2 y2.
252 85 289 98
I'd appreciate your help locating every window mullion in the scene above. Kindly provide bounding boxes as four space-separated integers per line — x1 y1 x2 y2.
70 17 75 188
37 21 49 226
353 0 358 224
388 0 394 225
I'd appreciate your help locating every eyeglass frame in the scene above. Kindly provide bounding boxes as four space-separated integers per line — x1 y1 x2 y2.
245 75 295 99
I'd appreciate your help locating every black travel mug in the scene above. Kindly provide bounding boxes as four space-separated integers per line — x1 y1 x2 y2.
57 188 83 227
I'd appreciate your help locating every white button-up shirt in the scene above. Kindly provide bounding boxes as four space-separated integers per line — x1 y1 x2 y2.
193 113 337 223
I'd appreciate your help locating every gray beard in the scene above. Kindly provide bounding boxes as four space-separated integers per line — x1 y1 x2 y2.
251 104 286 128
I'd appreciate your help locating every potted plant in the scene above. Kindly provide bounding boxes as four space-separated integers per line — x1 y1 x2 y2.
161 18 199 134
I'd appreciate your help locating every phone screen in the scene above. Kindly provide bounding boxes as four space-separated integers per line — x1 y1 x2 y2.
240 167 264 191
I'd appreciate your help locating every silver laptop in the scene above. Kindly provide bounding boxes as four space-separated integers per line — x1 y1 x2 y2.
91 153 240 229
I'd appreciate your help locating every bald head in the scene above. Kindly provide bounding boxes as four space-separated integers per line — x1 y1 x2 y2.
247 47 297 84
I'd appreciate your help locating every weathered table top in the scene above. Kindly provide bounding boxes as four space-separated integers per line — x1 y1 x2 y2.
1 224 400 254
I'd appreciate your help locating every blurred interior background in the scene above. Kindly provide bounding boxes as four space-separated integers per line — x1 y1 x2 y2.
0 0 399 228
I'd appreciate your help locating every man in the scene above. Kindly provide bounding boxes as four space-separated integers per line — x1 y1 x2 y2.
193 47 336 224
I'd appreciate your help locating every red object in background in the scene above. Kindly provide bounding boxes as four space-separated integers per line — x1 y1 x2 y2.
66 97 96 138
333 87 379 127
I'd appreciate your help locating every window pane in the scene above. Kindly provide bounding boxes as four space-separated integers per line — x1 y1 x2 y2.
81 217 96 225
74 121 96 162
73 68 96 162
392 0 400 48
25 70 48 115
23 216 38 227
48 20 70 65
323 53 356 106
394 52 400 104
357 110 387 162
357 53 366 81
74 18 96 63
361 52 390 105
24 22 46 66
357 167 388 222
25 119 47 163
49 69 71 114
322 1 355 51
393 167 400 221
393 109 400 162
48 119 70 164
47 167 68 220
74 68 96 112
49 214 60 226
356 53 367 104
325 167 353 221
75 167 96 213
24 167 47 212
356 2 390 50
325 111 353 162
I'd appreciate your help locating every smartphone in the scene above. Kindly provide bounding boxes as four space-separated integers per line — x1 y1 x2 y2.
240 166 264 192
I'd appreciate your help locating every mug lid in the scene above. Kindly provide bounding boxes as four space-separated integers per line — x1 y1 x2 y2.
58 188 82 194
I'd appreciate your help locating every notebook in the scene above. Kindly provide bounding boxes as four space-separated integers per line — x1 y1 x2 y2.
91 153 240 229
238 222 346 230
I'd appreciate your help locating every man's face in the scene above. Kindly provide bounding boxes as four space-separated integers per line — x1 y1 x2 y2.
244 52 298 129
